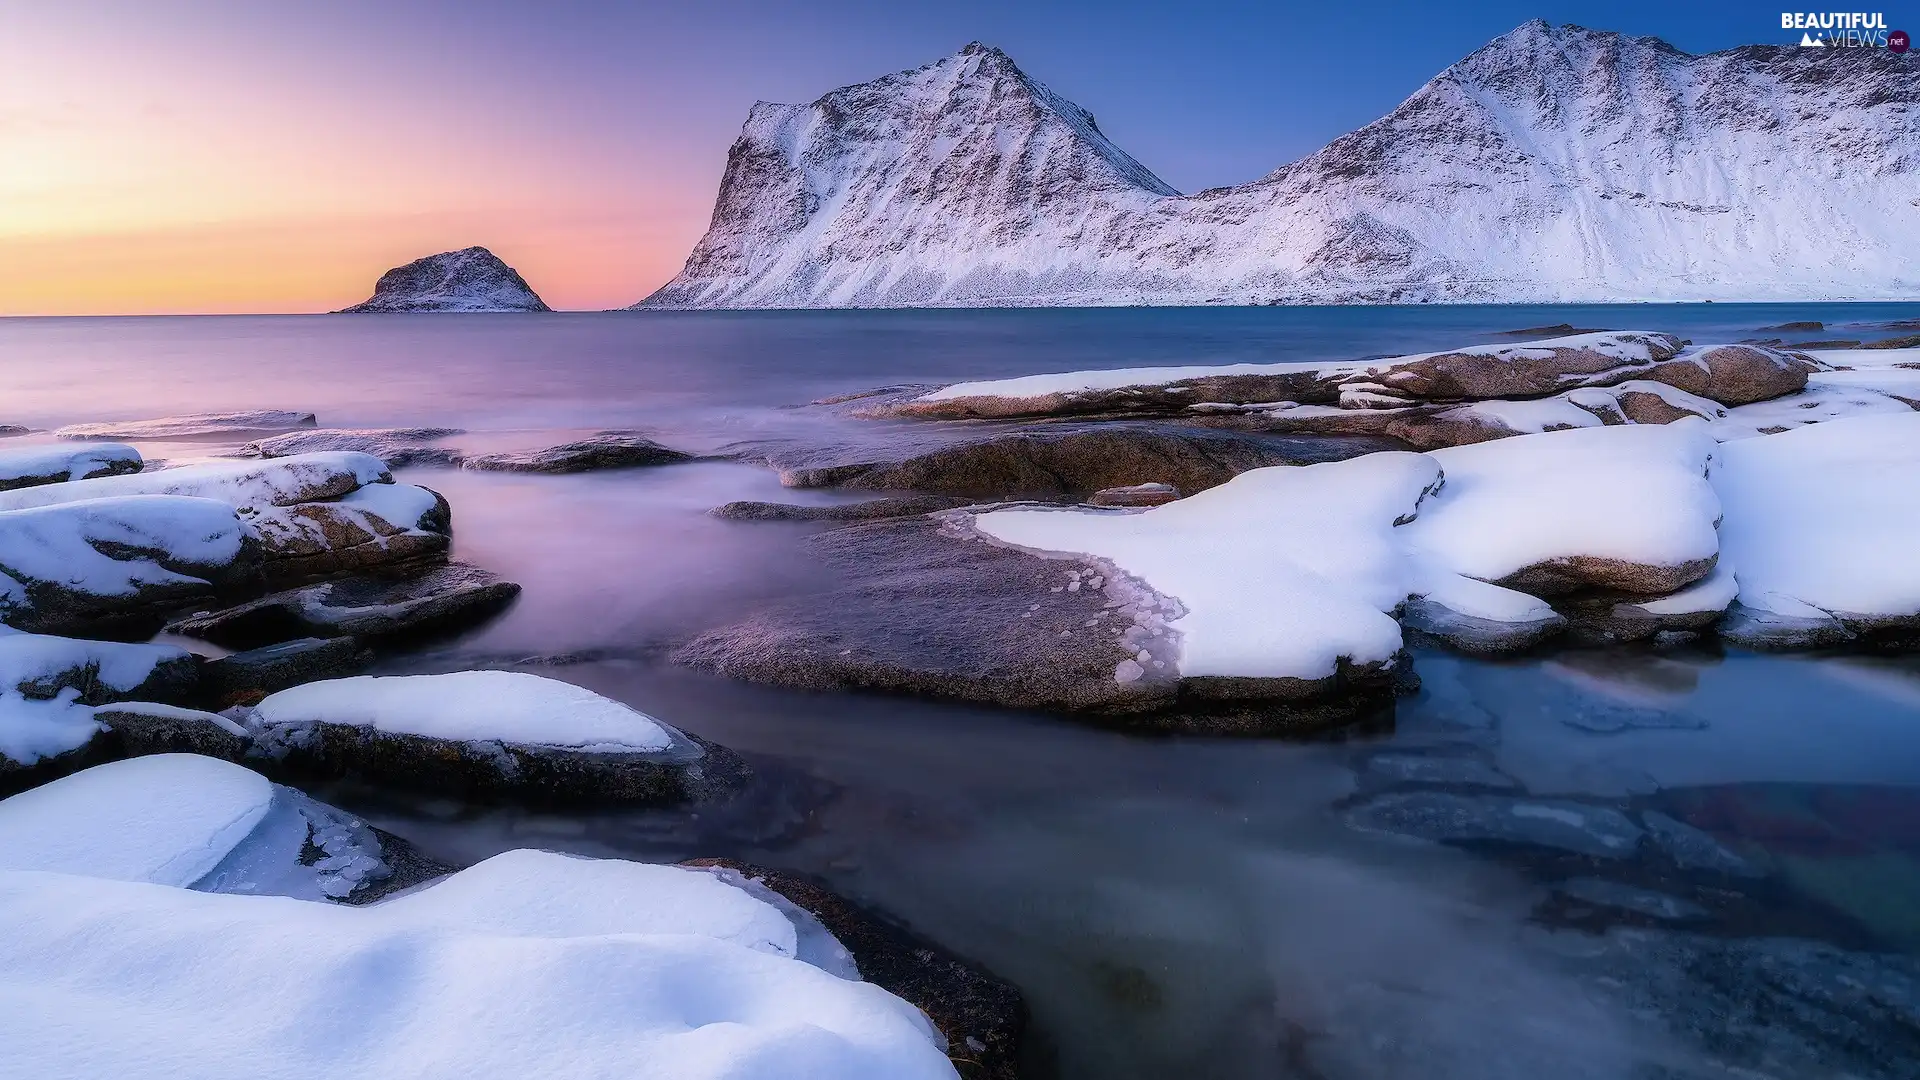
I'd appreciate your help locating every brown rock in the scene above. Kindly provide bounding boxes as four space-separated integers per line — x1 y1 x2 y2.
462 432 691 473
711 495 974 522
1496 554 1718 598
1087 482 1179 507
1337 332 1686 403
168 561 518 650
779 424 1399 500
1642 345 1810 406
251 487 452 584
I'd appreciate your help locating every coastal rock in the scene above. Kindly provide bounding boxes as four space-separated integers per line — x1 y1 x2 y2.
461 432 692 473
687 453 1439 729
0 496 260 638
0 452 392 514
245 671 747 805
1088 482 1179 507
244 483 453 583
1408 425 1721 597
684 859 1026 1080
0 844 959 1078
0 443 141 491
779 424 1405 499
1400 593 1567 655
1641 344 1812 405
877 331 1686 422
55 411 317 441
167 561 519 651
0 754 451 903
239 428 465 468
335 247 550 313
92 703 252 762
0 635 206 793
201 637 371 707
1554 878 1707 922
639 26 1920 308
1716 414 1920 648
711 495 973 522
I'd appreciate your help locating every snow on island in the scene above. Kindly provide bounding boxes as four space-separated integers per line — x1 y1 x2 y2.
336 246 552 313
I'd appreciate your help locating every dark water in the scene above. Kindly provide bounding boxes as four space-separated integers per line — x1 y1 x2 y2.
5 304 1920 1079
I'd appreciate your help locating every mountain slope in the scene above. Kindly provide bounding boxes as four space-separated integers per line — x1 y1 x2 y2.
639 23 1920 308
338 247 550 313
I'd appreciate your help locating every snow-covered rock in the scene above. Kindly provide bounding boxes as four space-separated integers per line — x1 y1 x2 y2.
239 427 465 467
972 451 1440 692
0 443 141 491
0 495 259 637
1717 413 1920 647
641 25 1920 308
336 246 551 313
0 852 955 1079
0 754 440 902
1407 424 1722 597
246 671 739 804
0 453 451 583
0 634 205 784
0 451 390 512
56 410 316 441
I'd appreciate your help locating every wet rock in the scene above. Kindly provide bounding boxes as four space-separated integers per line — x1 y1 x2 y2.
1401 595 1567 655
1642 344 1811 406
461 432 691 473
201 637 372 707
1640 810 1763 878
711 495 973 522
1087 482 1179 507
1495 322 1609 337
1798 339 1866 349
1758 321 1824 332
239 428 465 468
1346 792 1644 859
683 859 1025 1080
1555 877 1708 921
675 516 1394 732
1861 334 1920 350
168 562 519 651
55 411 317 441
1358 752 1518 790
0 443 142 491
778 423 1399 500
1566 929 1920 1080
93 702 251 762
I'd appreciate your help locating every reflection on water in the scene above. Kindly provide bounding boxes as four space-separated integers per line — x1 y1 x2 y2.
8 307 1920 1078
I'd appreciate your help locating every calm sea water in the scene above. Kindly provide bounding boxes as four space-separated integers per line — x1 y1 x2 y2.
5 304 1920 1079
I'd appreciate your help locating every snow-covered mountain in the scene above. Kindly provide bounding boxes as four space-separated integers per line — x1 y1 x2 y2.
337 247 550 313
638 23 1920 308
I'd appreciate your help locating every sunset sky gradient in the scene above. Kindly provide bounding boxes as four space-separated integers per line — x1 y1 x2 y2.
2 0 1773 314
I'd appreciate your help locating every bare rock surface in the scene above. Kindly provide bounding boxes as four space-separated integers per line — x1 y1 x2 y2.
168 562 519 651
777 424 1405 499
240 428 465 468
462 432 692 474
711 495 973 522
56 411 317 441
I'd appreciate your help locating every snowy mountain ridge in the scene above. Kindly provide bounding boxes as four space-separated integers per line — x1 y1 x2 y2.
638 22 1920 308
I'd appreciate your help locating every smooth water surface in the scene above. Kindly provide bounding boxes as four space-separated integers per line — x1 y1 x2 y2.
5 304 1920 1079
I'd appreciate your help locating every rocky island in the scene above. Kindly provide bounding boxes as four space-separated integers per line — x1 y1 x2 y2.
336 246 551 313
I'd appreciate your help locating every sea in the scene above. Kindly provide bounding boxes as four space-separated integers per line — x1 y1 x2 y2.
4 303 1919 1079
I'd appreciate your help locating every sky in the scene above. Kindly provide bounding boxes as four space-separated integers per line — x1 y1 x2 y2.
0 0 1790 315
